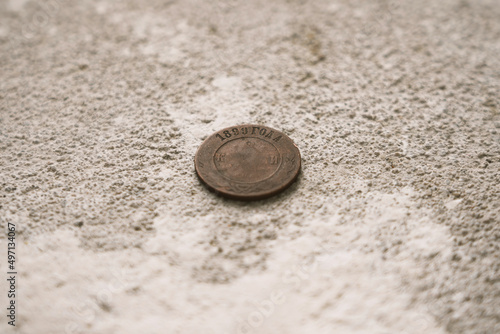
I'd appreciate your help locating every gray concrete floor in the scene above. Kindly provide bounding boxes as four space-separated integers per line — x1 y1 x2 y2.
1 0 499 333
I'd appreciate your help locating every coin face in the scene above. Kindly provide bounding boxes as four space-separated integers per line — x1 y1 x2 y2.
194 124 301 200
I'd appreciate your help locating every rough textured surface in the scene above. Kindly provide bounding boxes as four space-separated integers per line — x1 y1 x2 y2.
1 0 499 333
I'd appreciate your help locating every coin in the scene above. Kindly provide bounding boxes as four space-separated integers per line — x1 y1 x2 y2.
194 124 301 200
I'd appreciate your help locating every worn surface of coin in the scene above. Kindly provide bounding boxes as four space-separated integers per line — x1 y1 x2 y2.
195 124 301 200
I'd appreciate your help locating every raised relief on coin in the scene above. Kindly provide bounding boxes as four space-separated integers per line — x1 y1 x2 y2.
194 125 301 200
214 137 281 183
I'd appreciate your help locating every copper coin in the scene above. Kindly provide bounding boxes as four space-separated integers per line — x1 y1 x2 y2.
194 124 301 200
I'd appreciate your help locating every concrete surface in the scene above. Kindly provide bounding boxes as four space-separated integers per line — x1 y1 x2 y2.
1 0 499 333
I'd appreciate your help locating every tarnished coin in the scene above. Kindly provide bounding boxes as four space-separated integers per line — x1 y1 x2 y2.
194 124 301 200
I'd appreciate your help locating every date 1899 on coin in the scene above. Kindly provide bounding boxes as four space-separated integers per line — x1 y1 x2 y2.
194 125 301 200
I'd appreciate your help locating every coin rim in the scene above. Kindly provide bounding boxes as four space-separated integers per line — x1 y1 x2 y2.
194 124 301 200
